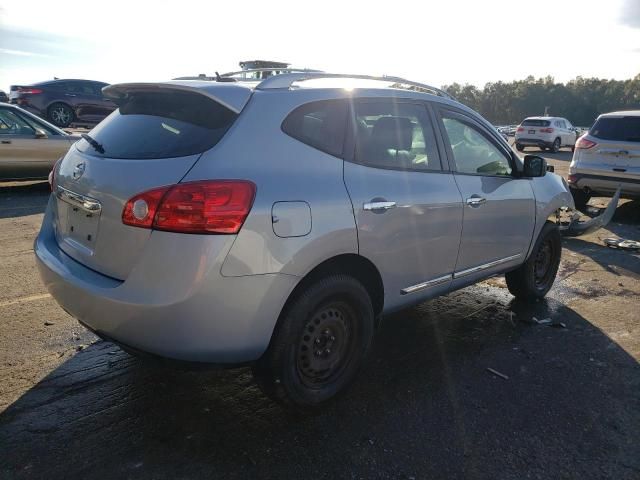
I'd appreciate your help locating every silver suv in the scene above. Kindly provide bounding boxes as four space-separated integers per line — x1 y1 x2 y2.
35 73 575 409
568 110 640 208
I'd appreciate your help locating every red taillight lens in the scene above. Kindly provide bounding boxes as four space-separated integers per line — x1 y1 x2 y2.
122 186 171 228
517 127 524 132
575 137 597 150
540 128 554 133
567 174 577 184
122 180 256 234
18 88 43 94
48 158 63 191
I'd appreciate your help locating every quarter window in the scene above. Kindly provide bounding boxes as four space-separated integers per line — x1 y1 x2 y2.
281 100 347 157
353 102 441 171
442 117 512 176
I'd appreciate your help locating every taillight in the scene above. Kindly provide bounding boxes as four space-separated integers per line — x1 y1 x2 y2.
540 128 554 133
17 87 43 94
517 127 524 132
122 180 256 234
575 137 597 150
567 174 577 184
48 158 63 191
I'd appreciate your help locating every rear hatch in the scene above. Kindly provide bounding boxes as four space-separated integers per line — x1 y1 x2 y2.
578 115 640 179
52 84 245 280
518 119 552 139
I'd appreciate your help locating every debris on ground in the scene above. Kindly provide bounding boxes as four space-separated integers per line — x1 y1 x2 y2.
551 322 567 329
603 238 640 251
533 317 553 325
486 368 509 380
43 321 54 326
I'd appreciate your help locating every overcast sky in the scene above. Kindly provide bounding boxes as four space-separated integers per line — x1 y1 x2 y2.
0 0 639 91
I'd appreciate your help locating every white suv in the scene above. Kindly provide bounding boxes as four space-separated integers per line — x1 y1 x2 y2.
515 116 578 153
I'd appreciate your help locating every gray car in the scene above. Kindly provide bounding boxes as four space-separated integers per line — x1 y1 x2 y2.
35 73 575 409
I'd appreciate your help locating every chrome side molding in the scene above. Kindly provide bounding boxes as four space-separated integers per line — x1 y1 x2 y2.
56 186 102 214
453 253 522 279
400 274 452 295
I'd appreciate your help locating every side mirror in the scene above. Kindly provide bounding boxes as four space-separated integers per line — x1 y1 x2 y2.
523 155 547 177
34 128 48 139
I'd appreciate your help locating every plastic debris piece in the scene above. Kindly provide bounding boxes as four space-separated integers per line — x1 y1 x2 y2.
603 238 640 251
487 368 509 380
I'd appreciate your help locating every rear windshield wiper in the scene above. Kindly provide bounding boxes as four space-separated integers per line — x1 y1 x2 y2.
81 133 105 154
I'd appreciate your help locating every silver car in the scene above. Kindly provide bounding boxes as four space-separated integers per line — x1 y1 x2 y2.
35 73 575 409
568 110 640 208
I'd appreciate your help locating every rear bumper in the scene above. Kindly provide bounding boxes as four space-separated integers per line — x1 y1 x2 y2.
34 199 298 363
568 173 640 198
515 137 553 147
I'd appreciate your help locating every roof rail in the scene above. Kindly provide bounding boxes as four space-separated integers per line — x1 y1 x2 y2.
255 73 455 100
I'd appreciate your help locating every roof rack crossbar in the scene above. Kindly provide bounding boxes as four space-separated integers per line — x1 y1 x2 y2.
221 68 323 77
255 73 455 100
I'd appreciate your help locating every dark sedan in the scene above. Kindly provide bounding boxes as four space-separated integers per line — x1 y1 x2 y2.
9 79 116 128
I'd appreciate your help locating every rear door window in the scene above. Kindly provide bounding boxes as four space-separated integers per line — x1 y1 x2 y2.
353 101 441 171
590 116 640 142
522 119 551 127
281 100 347 157
76 90 237 159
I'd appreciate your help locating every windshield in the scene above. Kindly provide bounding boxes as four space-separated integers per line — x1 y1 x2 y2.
76 90 237 159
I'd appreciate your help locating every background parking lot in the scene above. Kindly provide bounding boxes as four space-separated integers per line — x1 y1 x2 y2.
0 148 639 479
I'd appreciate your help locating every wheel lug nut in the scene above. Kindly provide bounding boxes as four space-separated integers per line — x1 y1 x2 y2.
325 349 331 354
315 338 321 344
324 329 330 335
330 336 335 341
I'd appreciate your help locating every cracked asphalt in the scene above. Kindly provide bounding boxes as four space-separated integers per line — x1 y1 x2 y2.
0 149 639 479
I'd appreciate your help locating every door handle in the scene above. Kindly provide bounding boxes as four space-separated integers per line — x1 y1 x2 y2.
466 196 486 207
65 93 77 97
613 168 626 172
363 201 396 212
1 140 11 144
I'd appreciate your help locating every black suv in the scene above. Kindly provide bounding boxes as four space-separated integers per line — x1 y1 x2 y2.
9 79 116 127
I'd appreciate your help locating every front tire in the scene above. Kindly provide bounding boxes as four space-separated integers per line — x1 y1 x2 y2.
253 274 374 410
48 103 74 127
506 222 561 301
516 144 524 152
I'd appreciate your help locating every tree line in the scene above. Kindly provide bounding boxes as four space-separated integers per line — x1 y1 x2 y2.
443 74 640 127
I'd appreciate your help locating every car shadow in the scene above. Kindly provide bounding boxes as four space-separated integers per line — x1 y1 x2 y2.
1 285 638 479
0 181 50 219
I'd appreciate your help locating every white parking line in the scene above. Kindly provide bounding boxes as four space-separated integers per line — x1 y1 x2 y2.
0 293 51 308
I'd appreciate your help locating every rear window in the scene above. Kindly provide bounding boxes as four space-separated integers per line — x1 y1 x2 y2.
77 90 237 159
522 119 551 127
590 116 640 142
281 100 347 157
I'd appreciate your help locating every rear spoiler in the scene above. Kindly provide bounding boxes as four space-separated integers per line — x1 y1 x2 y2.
102 82 253 114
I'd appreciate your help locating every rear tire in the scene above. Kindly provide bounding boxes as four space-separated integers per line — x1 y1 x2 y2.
506 222 561 301
550 137 561 153
252 274 374 411
516 144 524 152
570 188 590 210
48 103 74 127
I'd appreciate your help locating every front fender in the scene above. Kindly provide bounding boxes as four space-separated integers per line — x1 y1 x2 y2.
527 173 574 256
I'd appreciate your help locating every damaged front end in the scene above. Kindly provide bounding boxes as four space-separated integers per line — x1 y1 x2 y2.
559 187 621 237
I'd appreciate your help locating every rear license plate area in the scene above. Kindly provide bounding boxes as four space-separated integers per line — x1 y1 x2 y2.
528 130 535 134
56 197 101 256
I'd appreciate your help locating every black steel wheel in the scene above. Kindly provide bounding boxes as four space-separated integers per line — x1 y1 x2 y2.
506 221 561 301
253 274 374 410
